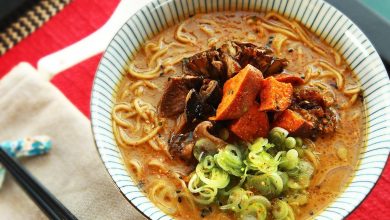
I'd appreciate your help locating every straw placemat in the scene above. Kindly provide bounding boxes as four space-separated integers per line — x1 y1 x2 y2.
0 0 71 56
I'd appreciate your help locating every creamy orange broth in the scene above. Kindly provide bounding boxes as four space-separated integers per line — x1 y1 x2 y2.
114 12 365 219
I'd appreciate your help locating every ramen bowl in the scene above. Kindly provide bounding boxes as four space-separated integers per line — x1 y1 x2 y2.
90 0 390 219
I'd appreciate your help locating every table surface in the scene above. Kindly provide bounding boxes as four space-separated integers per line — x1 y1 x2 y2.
360 0 390 22
0 0 388 219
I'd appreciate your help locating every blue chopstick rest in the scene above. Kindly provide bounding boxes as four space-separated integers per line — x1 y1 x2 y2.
0 136 52 189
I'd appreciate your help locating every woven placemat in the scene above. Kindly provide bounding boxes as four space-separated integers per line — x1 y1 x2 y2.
0 0 71 56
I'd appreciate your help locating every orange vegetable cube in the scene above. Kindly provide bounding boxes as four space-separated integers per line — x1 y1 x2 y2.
272 109 313 136
230 103 270 141
259 77 293 111
214 64 263 120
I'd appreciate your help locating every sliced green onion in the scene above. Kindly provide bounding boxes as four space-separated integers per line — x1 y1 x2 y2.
278 171 289 191
201 155 215 170
249 137 268 153
239 201 267 220
269 127 289 147
196 156 230 189
188 174 218 205
214 145 244 176
246 150 279 174
286 191 308 206
220 187 250 212
243 195 272 209
193 138 218 161
187 130 311 220
287 179 304 190
295 146 304 157
279 149 299 170
286 167 300 178
295 137 303 148
244 173 283 198
284 137 297 149
286 160 314 189
298 160 314 177
272 199 295 220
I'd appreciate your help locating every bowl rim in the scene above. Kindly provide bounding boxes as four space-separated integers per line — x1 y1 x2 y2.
90 0 390 219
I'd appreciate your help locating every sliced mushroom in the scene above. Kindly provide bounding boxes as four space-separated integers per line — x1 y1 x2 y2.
211 60 224 73
233 41 273 72
192 121 227 160
219 40 238 57
218 41 241 78
221 53 242 78
193 138 219 160
172 113 188 135
265 58 289 75
183 41 287 82
193 121 227 147
199 80 222 108
185 51 210 75
169 132 195 162
185 89 214 123
158 76 203 118
233 41 288 76
184 50 226 80
169 120 227 162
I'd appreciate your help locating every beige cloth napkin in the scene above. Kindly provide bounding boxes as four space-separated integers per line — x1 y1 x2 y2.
0 63 146 220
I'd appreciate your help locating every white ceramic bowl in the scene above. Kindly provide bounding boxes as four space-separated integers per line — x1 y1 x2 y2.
91 0 390 219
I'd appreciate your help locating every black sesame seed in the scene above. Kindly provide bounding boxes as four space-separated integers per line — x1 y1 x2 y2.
200 208 212 218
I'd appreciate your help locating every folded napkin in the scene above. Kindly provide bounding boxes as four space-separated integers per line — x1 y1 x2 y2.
0 63 145 220
0 136 52 188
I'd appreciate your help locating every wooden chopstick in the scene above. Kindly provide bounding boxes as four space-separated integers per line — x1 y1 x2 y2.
0 147 77 220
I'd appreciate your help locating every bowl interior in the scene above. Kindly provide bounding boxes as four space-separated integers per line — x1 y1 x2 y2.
91 0 390 219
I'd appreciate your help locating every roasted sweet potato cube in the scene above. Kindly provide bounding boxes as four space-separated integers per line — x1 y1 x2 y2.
230 103 270 141
274 73 305 85
214 64 263 120
259 77 293 111
272 109 313 136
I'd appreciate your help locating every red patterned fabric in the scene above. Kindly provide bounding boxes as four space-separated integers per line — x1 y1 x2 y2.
0 0 388 219
0 0 116 117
